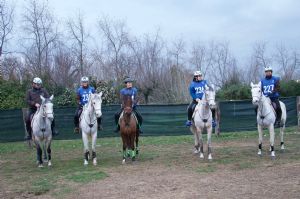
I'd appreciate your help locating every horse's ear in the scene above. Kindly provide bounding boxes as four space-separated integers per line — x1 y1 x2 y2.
40 95 45 102
49 95 54 101
250 82 254 87
99 91 103 97
258 81 261 87
211 84 215 90
205 85 209 90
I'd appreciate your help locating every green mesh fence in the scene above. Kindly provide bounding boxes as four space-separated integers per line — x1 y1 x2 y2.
0 97 297 142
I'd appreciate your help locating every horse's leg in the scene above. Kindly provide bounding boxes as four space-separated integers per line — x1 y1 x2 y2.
257 124 263 156
46 138 52 166
198 127 204 159
82 131 89 165
121 134 127 164
269 125 275 158
35 141 43 167
191 126 200 154
135 131 139 155
91 131 97 166
280 123 285 150
130 133 136 161
207 126 213 160
43 143 48 162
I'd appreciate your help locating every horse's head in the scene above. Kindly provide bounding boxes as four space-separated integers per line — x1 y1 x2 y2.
205 84 216 109
40 95 54 121
250 82 262 105
90 92 102 118
122 95 133 116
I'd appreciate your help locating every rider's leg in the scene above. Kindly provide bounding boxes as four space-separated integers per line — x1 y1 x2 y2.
97 116 103 131
186 100 197 126
274 98 282 127
51 119 59 137
133 108 143 134
211 108 216 128
25 110 33 140
74 106 82 133
114 109 123 132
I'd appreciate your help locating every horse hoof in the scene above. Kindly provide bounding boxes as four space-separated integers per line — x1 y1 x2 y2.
84 160 88 166
199 153 204 158
281 145 285 150
122 159 126 164
257 150 262 156
208 154 213 160
136 150 139 155
93 159 97 166
271 151 275 156
48 161 52 167
38 164 44 168
194 150 200 154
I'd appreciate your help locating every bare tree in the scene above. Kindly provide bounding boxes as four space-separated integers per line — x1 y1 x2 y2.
0 0 14 57
97 17 130 81
130 31 164 104
22 0 57 78
67 12 89 77
207 41 238 88
274 44 299 81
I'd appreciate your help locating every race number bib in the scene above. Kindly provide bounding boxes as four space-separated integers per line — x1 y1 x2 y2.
195 87 204 94
263 85 274 94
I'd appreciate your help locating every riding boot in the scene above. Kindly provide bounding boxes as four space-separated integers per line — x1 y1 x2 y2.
211 108 216 128
74 115 80 134
51 120 59 137
97 117 103 131
186 101 195 126
134 109 143 134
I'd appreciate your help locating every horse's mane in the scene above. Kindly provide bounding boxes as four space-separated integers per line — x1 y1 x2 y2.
122 95 133 107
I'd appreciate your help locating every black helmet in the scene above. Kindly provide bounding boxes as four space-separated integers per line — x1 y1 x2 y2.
123 77 134 84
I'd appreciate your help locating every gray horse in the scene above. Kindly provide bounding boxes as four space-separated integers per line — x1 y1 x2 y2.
32 95 54 167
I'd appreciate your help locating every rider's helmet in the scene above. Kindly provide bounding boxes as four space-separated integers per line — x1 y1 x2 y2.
81 76 89 83
194 71 202 76
33 77 42 84
123 77 134 84
264 67 273 72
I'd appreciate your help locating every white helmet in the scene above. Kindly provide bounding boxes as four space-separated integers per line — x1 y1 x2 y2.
81 76 89 82
194 71 202 76
33 77 42 84
264 67 273 72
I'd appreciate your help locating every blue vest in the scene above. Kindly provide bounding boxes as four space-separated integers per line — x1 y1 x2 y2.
189 80 207 100
120 87 138 106
77 86 95 106
261 76 280 99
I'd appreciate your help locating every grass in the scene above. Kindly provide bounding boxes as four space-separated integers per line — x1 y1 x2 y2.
0 126 299 198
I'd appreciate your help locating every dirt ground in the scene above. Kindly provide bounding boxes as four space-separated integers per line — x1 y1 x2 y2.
60 162 300 199
1 132 300 199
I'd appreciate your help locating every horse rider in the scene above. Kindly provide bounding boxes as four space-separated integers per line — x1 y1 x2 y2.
259 66 282 127
25 77 59 140
74 76 103 134
114 77 143 134
186 71 216 127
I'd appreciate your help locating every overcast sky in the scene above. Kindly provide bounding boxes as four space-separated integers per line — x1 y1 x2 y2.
15 0 300 60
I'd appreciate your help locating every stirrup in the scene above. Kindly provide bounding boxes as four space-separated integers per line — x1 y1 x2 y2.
74 127 80 134
185 120 192 127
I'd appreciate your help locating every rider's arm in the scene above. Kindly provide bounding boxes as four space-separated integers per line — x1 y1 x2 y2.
273 79 280 93
189 83 196 100
26 90 35 107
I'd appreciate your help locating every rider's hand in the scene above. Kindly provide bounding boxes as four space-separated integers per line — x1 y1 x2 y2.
35 103 40 108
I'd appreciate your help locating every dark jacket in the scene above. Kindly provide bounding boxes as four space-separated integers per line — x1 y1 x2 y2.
26 87 50 110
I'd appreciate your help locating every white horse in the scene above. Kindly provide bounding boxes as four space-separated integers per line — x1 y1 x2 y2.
80 92 102 166
32 95 54 167
190 85 216 160
250 82 287 158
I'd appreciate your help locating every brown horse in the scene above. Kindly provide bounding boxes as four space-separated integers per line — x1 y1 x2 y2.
119 95 139 164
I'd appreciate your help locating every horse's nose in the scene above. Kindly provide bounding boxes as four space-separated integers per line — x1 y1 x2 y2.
252 99 258 104
96 112 102 118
